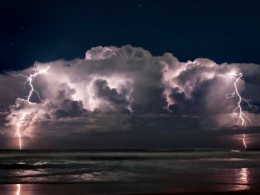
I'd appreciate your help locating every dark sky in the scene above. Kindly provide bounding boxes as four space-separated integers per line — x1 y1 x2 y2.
1 0 260 149
1 0 260 71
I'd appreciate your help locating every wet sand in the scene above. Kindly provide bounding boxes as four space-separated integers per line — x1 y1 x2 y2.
0 184 260 195
139 191 260 195
137 191 260 195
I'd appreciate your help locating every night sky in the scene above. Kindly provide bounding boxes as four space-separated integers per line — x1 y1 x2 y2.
0 0 260 149
2 0 260 71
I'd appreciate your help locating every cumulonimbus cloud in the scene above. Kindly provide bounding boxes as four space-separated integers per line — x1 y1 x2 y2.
1 45 260 144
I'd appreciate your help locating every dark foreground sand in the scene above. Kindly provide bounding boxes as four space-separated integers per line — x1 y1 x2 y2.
0 184 260 195
136 187 260 195
136 191 260 195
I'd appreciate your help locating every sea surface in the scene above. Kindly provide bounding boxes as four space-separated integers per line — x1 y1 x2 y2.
0 149 260 194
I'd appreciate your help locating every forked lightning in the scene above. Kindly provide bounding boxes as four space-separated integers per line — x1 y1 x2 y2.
226 72 254 148
13 64 49 102
13 64 49 149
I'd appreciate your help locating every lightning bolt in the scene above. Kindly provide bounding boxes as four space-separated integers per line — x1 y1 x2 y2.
13 63 49 149
13 64 50 102
16 114 26 150
242 134 247 149
225 72 254 149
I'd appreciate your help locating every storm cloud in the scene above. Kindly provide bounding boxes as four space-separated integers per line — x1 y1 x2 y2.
1 45 260 148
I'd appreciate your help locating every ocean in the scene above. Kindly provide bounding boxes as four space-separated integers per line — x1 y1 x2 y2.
0 149 260 194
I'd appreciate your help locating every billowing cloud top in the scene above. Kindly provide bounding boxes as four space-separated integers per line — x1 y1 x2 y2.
1 45 260 149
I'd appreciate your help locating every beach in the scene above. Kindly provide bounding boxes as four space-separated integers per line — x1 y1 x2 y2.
0 184 260 195
1 150 260 194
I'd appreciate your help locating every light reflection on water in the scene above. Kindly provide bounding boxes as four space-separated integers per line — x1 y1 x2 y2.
10 169 253 193
239 168 249 185
225 168 250 191
1 151 260 194
1 168 257 195
16 184 20 195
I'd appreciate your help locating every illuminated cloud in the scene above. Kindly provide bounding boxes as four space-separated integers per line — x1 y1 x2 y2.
0 45 260 148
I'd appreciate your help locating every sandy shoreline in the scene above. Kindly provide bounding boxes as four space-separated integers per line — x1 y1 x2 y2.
0 184 260 195
135 190 260 195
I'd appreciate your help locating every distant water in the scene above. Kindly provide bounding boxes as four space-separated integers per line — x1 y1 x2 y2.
1 149 260 194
